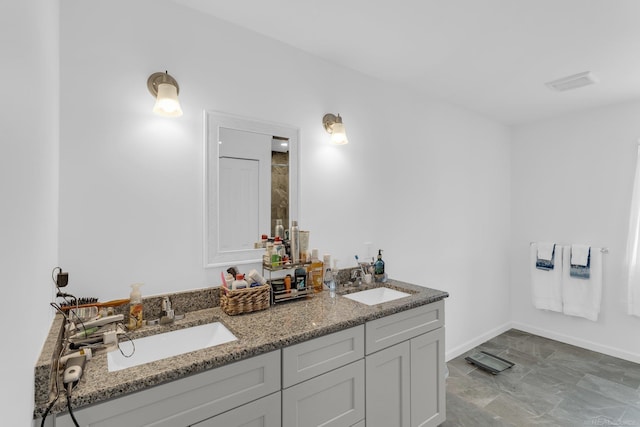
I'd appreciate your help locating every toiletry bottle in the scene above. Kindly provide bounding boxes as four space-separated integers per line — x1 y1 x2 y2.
308 260 324 293
294 267 307 291
290 220 300 263
374 249 385 281
128 283 144 330
273 237 283 267
232 274 248 290
275 219 284 239
285 274 292 293
324 268 336 292
265 242 274 265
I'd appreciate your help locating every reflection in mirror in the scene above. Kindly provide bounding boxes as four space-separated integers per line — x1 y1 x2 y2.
205 111 298 267
271 136 289 237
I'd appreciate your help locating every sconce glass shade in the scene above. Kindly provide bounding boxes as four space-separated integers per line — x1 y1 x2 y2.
322 113 349 145
147 71 183 117
330 121 348 145
153 83 183 117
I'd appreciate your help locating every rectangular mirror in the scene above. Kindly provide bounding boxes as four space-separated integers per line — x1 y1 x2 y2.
205 111 299 267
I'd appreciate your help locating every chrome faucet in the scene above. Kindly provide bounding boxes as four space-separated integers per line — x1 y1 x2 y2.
350 269 364 286
160 296 175 324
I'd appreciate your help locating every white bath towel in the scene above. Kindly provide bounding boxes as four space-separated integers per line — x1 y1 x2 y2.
562 245 603 321
530 243 563 312
570 244 590 266
537 242 555 261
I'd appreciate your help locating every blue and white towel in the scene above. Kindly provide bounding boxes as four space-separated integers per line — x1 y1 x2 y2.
562 245 603 321
570 244 591 279
530 242 563 312
536 242 556 271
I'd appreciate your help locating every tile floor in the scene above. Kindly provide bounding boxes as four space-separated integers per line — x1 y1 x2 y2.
443 329 640 426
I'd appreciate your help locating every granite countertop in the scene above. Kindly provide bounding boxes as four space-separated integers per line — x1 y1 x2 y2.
33 279 448 419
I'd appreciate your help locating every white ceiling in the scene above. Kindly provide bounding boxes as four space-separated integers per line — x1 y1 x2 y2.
173 0 640 125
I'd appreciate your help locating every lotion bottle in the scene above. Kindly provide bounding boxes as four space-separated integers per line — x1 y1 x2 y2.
232 274 248 290
128 283 144 330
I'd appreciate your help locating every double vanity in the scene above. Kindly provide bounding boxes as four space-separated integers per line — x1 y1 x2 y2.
34 279 448 427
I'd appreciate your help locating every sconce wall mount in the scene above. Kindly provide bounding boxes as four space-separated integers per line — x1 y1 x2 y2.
322 113 348 145
147 71 183 117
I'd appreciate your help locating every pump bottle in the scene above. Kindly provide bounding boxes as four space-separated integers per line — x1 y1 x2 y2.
128 283 144 330
374 249 385 281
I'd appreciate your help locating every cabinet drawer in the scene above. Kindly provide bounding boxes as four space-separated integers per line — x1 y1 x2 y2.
282 325 364 388
282 359 365 427
365 300 444 355
191 391 281 427
55 350 280 427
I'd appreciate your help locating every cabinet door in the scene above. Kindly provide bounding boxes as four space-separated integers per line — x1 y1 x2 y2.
282 359 365 427
191 391 281 427
410 328 445 427
365 341 411 427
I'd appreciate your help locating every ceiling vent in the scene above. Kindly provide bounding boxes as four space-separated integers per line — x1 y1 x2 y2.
545 71 599 92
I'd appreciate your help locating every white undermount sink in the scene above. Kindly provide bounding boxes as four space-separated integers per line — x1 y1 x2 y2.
107 322 237 372
342 286 411 306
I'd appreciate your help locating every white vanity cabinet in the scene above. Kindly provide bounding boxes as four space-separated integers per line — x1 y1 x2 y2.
49 299 446 427
55 350 280 427
281 325 366 427
365 300 446 427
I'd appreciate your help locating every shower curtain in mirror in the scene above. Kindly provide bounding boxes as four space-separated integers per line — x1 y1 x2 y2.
626 144 640 317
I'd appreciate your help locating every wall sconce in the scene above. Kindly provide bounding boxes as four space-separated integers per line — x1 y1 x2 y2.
322 113 349 145
147 71 183 117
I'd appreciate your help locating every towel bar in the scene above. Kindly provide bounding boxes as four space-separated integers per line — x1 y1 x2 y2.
529 242 609 254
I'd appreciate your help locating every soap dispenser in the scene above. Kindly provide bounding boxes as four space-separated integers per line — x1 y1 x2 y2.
128 283 144 330
374 249 385 282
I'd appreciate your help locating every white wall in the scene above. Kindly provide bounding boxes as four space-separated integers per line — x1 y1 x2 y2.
511 100 640 362
377 96 512 358
2 0 59 425
59 0 511 361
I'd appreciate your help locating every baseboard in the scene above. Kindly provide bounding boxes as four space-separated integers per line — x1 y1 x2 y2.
511 321 640 364
445 321 513 361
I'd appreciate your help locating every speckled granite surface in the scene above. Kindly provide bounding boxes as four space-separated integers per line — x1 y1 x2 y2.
33 279 447 419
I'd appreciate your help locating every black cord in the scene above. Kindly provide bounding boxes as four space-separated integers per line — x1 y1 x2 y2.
116 322 136 358
51 267 61 285
40 394 59 427
40 327 68 426
50 300 89 338
66 383 80 427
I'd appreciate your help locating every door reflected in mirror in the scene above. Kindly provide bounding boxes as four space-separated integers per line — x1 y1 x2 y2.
205 111 299 267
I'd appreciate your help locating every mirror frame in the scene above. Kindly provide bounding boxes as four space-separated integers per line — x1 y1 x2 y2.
204 111 299 268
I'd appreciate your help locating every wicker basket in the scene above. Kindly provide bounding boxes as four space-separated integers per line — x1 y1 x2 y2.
220 283 271 315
